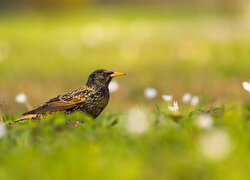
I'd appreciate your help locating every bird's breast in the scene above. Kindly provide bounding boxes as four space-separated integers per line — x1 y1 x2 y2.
78 88 109 118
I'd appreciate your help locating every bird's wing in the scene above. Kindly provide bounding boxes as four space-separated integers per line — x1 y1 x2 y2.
23 86 94 115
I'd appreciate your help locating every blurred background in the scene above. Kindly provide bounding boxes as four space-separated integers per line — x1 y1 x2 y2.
0 0 250 114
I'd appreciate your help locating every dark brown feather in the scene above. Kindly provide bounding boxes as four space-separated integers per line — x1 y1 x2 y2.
23 86 94 115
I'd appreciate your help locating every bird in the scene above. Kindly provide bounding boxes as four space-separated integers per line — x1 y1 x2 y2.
15 69 126 122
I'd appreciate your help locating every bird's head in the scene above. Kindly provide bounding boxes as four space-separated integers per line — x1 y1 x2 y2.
86 69 126 88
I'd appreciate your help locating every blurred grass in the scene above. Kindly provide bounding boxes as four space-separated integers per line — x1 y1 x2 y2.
0 6 250 179
0 105 250 180
0 6 250 114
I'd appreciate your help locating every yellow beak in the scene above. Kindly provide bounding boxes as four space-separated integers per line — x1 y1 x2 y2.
110 72 126 77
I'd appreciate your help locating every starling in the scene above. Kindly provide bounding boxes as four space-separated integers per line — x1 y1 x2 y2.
15 69 126 122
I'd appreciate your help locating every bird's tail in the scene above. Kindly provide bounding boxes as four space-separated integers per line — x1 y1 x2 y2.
14 114 39 122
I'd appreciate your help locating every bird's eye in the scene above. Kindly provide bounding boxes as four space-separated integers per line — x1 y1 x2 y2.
106 72 113 76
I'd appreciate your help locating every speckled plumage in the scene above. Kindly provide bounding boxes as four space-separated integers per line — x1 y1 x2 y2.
15 69 125 122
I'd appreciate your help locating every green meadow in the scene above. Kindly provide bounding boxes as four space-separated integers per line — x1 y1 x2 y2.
0 7 250 180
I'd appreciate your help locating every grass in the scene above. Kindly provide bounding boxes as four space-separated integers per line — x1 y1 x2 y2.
0 6 250 180
0 104 249 180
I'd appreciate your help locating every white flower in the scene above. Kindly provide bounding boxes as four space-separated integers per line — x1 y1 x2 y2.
242 81 250 93
124 107 150 134
144 88 157 99
168 101 179 112
174 101 178 109
198 129 233 162
0 123 6 138
182 93 192 103
15 93 27 104
191 96 199 106
162 95 173 102
109 81 119 93
195 114 213 130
